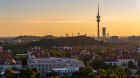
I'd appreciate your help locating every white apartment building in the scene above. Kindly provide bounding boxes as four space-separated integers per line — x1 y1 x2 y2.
27 47 84 77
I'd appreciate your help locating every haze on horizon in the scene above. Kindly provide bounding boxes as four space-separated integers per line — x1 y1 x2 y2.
0 0 140 37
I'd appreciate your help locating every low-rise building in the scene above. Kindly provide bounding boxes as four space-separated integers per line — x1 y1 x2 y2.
109 36 119 43
0 47 22 75
103 54 138 68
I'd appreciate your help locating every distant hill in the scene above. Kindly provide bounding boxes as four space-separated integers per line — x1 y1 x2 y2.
128 36 140 40
14 35 42 40
43 35 56 39
28 36 105 47
2 36 106 55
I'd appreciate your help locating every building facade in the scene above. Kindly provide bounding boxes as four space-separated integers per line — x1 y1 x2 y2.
27 47 84 77
52 68 79 76
102 27 106 38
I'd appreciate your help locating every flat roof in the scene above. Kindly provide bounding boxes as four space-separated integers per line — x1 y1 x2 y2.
53 67 79 71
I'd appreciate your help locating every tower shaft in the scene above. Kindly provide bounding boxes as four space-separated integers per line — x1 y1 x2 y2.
98 22 100 38
96 4 100 38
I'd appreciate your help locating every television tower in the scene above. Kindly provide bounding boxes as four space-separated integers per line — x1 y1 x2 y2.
96 4 100 38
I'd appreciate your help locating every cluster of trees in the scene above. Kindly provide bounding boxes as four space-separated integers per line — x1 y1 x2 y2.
3 68 40 78
45 66 140 78
28 36 105 47
1 36 106 56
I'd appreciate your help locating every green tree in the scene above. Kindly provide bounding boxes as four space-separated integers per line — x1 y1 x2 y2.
125 68 132 77
19 67 39 78
88 72 96 78
128 61 136 69
46 71 59 78
137 61 140 69
4 69 14 78
71 67 93 78
79 53 92 66
110 74 119 78
129 75 137 78
32 68 40 78
114 68 126 78
90 60 107 69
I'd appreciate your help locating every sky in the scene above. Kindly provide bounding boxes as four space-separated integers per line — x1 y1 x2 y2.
0 0 140 37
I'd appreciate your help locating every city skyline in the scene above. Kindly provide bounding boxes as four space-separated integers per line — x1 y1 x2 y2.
0 0 140 37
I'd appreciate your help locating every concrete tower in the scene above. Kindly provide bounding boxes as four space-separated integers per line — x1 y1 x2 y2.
102 27 106 38
96 4 100 38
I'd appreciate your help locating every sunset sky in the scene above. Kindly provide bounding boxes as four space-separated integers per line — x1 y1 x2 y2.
0 0 140 37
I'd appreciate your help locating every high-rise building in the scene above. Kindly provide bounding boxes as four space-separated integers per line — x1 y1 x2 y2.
96 4 100 38
102 27 106 38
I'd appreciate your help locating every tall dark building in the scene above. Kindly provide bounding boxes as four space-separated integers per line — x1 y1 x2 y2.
96 4 100 38
102 27 106 38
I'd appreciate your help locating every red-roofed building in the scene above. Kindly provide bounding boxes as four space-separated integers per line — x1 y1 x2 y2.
27 46 49 59
102 53 138 68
